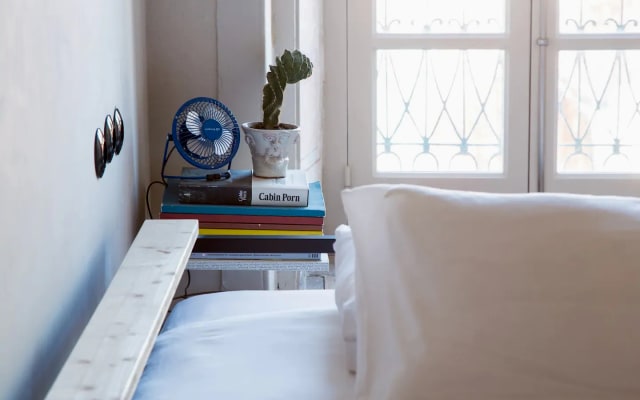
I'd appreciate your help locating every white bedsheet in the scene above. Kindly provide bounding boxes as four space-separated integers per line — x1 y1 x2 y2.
161 289 338 332
134 290 355 400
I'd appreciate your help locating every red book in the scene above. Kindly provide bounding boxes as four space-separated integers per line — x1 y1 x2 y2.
159 212 324 226
198 222 323 231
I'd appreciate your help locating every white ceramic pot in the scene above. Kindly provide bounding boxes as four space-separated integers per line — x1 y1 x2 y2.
241 122 300 178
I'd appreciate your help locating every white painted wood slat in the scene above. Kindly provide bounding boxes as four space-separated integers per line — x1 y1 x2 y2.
46 219 198 400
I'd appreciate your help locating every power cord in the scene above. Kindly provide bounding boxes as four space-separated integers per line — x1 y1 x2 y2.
147 136 193 299
171 288 220 302
183 270 191 297
147 134 227 300
145 135 234 219
145 135 176 219
146 181 167 219
171 271 225 302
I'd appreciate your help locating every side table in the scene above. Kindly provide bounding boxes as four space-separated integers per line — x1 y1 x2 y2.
187 235 336 284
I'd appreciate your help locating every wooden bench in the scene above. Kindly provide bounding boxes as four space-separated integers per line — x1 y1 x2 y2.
46 219 198 400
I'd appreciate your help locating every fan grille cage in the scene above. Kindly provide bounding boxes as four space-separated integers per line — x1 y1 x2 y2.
171 97 240 170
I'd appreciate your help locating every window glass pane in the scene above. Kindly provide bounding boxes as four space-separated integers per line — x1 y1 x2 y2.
376 0 505 34
559 0 640 34
376 49 505 173
557 50 640 173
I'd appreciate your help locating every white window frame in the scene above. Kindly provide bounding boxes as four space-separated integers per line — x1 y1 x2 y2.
541 0 640 196
330 0 640 204
345 0 533 193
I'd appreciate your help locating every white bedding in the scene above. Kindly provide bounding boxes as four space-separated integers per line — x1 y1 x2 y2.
342 185 640 399
134 290 355 400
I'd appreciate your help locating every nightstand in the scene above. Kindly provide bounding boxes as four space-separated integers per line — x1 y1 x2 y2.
187 234 336 289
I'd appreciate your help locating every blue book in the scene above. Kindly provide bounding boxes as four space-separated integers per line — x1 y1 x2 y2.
161 180 326 217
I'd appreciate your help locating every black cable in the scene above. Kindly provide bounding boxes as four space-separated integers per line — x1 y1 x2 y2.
145 180 167 219
145 136 175 219
183 270 192 297
171 288 220 302
160 142 176 185
153 135 195 302
155 135 230 301
170 271 222 302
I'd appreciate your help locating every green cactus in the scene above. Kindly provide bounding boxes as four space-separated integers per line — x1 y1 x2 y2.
262 49 313 129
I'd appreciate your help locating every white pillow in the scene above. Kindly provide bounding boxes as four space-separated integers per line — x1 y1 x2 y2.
342 184 640 400
333 224 355 316
334 185 395 374
333 224 358 373
341 297 357 373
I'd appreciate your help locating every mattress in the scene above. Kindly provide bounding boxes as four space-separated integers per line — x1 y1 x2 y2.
134 289 355 400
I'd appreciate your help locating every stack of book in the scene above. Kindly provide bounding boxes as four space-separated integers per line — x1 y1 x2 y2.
159 169 330 272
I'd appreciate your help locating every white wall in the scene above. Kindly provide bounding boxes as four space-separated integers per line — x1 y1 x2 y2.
217 0 327 290
145 0 269 292
145 0 226 294
0 0 336 397
323 0 349 230
0 1 148 398
146 0 327 292
298 1 325 183
146 0 221 191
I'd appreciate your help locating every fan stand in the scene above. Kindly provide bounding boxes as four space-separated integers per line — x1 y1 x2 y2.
160 134 232 184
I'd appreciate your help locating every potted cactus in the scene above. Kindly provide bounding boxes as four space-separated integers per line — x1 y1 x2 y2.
242 49 313 178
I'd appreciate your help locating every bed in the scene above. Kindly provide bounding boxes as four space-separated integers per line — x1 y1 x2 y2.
46 185 640 400
134 290 355 399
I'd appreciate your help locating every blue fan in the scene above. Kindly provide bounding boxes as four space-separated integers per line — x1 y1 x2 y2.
169 97 240 171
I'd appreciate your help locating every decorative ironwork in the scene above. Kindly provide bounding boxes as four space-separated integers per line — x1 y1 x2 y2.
557 50 640 173
376 50 504 173
556 0 640 173
605 1 639 32
375 0 504 34
371 0 640 176
560 0 640 34
564 3 597 32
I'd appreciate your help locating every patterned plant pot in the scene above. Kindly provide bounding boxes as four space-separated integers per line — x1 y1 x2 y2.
241 122 300 178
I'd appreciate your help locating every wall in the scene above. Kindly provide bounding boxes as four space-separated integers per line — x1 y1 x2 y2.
298 1 325 183
145 0 228 294
0 1 148 398
146 0 320 292
216 0 278 290
215 0 327 290
323 0 349 231
146 0 330 292
267 0 327 290
145 0 221 191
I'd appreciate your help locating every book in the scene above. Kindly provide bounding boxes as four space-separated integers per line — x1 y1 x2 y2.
177 168 309 207
190 252 322 260
187 253 330 272
159 212 324 226
192 235 336 254
198 222 323 231
161 181 326 217
198 228 323 236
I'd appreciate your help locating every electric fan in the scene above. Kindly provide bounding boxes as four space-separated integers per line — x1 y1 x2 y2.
162 97 240 180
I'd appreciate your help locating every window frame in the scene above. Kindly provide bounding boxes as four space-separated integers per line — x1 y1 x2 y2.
541 0 640 195
341 0 640 197
346 0 533 193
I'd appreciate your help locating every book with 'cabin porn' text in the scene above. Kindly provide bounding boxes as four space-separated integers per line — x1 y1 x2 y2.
176 168 309 207
162 181 325 218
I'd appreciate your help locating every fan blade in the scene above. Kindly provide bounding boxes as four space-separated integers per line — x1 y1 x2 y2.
185 111 203 136
213 132 233 155
178 124 202 155
202 105 218 121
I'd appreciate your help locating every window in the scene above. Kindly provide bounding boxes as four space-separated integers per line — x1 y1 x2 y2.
347 0 640 196
375 0 508 174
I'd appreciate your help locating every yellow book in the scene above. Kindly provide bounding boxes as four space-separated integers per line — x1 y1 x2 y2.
198 228 323 236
